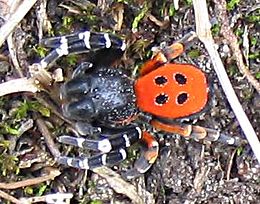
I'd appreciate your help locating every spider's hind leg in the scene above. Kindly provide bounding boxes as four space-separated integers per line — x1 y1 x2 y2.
151 119 247 146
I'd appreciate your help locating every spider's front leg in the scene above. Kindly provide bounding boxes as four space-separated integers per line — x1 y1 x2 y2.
38 31 126 68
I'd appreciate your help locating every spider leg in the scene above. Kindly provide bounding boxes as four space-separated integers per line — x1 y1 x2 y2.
57 127 142 169
123 131 159 179
151 119 247 146
39 31 126 68
58 127 142 153
140 31 197 76
40 32 85 48
57 148 127 169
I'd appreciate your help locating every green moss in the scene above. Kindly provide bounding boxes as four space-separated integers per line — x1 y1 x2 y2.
250 37 257 46
236 146 244 156
227 64 239 77
33 45 48 58
243 89 253 100
132 3 149 30
13 100 50 119
62 16 74 28
131 39 151 55
66 54 78 66
185 0 193 6
89 200 103 204
248 51 259 60
234 27 243 44
14 100 29 119
24 186 34 195
255 72 260 79
227 0 240 11
0 154 19 176
234 27 243 37
246 9 260 23
169 4 176 17
29 101 50 117
187 49 201 59
77 13 99 26
122 144 139 166
87 180 97 189
36 183 48 196
0 124 19 135
159 0 166 17
247 15 260 23
211 23 221 36
24 184 48 196
0 140 10 149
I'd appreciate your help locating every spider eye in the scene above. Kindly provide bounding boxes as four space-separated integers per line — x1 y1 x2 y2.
174 73 187 85
177 93 188 105
154 76 167 86
155 93 169 105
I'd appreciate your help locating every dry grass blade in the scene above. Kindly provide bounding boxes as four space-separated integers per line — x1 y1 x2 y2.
20 193 73 204
93 167 146 204
36 117 61 158
0 189 23 204
0 77 39 97
0 168 60 190
0 0 37 47
192 0 260 164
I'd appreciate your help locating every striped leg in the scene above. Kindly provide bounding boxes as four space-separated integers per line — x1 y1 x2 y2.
123 131 159 179
58 127 142 153
56 127 142 169
39 31 126 68
151 119 247 146
57 148 127 169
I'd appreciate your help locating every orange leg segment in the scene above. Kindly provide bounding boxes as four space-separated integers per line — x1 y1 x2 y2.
141 131 159 164
151 119 247 146
140 32 196 76
140 52 167 76
123 131 159 179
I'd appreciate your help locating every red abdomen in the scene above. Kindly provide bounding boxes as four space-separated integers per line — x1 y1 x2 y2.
134 63 209 119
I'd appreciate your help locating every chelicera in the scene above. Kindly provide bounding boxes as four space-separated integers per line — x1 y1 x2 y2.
37 31 245 179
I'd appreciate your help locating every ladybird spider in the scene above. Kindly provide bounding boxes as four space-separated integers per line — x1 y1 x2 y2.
38 31 245 179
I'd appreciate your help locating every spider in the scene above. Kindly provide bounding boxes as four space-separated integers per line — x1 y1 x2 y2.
37 31 245 179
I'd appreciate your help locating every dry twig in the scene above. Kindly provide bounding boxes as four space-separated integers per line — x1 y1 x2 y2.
0 77 39 97
0 168 60 190
192 0 260 164
0 0 38 47
0 189 22 204
93 167 146 204
226 148 238 181
36 117 61 158
20 193 73 204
